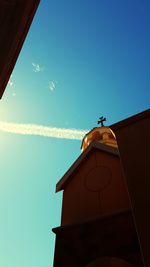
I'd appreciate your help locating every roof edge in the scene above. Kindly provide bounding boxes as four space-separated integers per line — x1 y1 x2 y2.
110 109 150 131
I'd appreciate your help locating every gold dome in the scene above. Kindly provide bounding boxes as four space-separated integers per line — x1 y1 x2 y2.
81 126 118 151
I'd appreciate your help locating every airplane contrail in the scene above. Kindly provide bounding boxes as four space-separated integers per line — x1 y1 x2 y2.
0 121 89 140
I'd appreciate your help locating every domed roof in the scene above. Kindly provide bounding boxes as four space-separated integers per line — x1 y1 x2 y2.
81 126 118 151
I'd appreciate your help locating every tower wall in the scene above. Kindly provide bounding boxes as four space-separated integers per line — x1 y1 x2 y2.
61 148 130 226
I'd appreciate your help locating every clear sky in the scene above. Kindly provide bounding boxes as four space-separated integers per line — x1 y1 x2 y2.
0 1 150 266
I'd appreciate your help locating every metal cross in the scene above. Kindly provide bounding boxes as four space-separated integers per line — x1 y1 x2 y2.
97 116 106 126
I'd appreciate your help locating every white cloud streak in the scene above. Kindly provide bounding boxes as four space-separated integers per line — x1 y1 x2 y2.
0 121 88 140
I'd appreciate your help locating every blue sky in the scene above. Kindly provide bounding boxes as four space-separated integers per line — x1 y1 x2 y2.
0 1 150 266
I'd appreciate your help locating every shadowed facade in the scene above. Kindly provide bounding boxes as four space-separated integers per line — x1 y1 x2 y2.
52 119 145 266
111 109 150 267
0 0 40 98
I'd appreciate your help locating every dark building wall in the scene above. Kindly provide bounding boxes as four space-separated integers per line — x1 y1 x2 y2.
61 148 130 226
86 257 135 266
111 109 150 267
0 0 40 98
53 210 143 267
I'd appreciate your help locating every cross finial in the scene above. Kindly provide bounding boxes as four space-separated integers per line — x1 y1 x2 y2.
97 116 106 126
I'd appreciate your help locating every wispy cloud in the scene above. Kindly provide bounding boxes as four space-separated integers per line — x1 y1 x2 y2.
32 63 44 73
48 81 57 91
0 121 88 140
8 75 14 87
7 75 16 96
8 80 13 87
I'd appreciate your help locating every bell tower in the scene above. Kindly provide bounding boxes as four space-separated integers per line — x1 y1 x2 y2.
52 118 144 267
81 118 118 151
